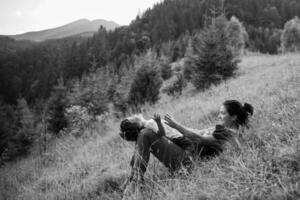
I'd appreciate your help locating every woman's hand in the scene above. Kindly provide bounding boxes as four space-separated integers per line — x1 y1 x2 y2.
164 114 178 129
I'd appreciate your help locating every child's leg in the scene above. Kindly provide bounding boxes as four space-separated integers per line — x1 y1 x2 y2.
132 128 188 180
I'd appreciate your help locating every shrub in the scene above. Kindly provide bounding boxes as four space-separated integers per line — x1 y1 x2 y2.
281 16 300 52
159 56 173 80
65 105 93 137
162 73 187 97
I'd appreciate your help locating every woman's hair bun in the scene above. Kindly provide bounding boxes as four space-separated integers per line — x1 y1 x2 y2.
243 103 254 116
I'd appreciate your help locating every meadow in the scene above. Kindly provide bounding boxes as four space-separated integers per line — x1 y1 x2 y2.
0 53 299 200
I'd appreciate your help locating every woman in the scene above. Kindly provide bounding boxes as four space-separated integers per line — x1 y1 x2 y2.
122 100 254 191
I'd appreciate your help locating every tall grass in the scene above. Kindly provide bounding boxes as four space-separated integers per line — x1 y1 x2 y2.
1 53 299 200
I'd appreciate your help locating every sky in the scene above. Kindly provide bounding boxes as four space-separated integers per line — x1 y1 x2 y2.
0 0 162 35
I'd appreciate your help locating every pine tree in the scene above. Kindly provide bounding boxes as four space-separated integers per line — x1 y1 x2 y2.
11 98 36 157
191 15 237 90
47 78 68 135
128 51 163 109
265 28 282 54
159 55 172 80
0 100 17 162
227 16 248 60
183 38 195 81
66 67 109 117
281 17 300 52
112 67 134 117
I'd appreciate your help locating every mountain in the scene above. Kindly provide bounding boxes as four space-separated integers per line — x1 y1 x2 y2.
7 19 119 42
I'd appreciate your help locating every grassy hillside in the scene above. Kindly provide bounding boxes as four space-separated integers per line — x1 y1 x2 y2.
0 53 299 200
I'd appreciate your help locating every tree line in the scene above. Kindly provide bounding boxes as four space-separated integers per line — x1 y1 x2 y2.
1 0 300 104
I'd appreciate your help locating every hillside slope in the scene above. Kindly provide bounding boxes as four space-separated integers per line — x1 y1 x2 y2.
0 53 299 200
7 19 119 42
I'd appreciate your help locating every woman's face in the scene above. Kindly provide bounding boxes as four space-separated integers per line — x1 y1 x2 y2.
218 105 236 128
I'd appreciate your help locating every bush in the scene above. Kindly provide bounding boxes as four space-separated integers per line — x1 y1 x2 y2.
281 16 300 52
159 56 173 80
113 92 129 117
65 105 93 137
162 73 187 97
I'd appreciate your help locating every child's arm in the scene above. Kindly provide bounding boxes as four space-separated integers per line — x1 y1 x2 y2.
153 114 166 137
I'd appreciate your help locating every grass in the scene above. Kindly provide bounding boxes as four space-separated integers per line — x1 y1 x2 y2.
0 53 299 200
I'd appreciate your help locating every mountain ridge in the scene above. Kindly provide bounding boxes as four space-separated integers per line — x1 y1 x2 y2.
5 18 119 42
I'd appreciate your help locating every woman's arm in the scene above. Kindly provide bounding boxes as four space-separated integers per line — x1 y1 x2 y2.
164 114 217 145
164 114 201 138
